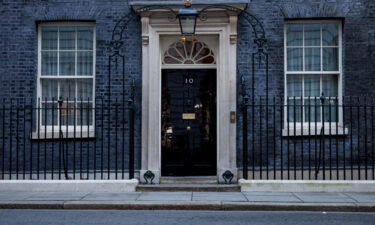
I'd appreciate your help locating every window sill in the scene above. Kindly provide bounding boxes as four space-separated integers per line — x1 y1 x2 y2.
282 125 348 137
31 131 95 140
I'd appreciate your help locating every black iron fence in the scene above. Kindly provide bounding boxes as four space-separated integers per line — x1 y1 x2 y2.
241 96 375 180
0 97 135 180
1 95 375 181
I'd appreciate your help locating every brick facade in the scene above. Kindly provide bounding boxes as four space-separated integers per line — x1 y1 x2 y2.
0 0 374 178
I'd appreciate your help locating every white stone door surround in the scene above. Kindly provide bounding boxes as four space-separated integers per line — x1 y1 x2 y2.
135 4 244 183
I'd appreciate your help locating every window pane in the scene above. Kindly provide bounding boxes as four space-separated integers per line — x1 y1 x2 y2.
77 79 93 100
41 80 58 100
323 23 338 46
287 48 303 71
323 99 338 122
77 52 93 76
304 99 321 123
304 75 320 97
77 102 93 126
42 27 58 50
305 48 321 71
287 24 303 46
77 27 93 50
60 103 75 126
304 23 321 46
287 75 302 97
41 103 58 126
323 48 338 71
287 99 302 122
59 27 75 50
41 51 58 76
322 74 338 97
59 51 75 75
59 79 76 100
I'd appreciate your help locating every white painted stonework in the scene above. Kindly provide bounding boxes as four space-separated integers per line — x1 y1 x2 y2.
134 4 245 183
0 180 139 192
239 179 375 193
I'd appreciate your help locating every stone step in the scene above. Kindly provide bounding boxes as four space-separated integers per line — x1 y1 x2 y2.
159 176 218 184
136 184 241 192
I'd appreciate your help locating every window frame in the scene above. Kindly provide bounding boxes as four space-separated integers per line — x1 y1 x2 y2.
36 22 96 135
283 20 344 135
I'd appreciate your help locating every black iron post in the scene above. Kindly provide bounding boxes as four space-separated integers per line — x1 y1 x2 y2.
128 82 135 179
57 98 69 180
241 76 250 180
315 93 326 179
242 94 249 179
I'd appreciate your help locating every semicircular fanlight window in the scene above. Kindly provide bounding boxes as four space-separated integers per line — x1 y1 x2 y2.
163 40 216 65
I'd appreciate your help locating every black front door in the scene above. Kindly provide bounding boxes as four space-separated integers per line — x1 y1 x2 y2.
161 69 216 176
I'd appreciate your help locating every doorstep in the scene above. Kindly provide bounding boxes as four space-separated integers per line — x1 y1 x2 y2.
137 183 241 192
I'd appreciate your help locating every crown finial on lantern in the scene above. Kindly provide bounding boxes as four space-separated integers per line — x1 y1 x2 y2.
184 0 192 7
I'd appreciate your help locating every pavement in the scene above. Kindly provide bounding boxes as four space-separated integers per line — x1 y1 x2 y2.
0 191 374 212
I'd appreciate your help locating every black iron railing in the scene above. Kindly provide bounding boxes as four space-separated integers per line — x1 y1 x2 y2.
0 97 135 180
1 95 374 181
241 96 375 180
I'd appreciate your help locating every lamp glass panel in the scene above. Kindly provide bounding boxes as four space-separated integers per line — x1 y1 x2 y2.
179 15 196 35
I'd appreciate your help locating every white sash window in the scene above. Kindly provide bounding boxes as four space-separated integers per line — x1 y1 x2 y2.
37 22 95 132
285 21 342 124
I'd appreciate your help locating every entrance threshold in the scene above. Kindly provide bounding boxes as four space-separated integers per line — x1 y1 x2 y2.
137 183 240 192
138 176 241 192
160 176 218 184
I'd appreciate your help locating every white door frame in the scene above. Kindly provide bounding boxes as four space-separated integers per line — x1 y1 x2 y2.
139 12 239 183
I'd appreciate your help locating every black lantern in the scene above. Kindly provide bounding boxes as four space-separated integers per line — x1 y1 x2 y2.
177 0 198 39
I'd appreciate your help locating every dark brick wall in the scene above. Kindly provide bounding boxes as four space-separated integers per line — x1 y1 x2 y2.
0 0 374 177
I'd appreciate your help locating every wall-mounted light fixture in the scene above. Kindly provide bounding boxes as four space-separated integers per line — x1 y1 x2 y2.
177 0 198 41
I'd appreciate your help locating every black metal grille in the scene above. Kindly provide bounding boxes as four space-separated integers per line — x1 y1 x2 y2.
241 95 375 180
0 97 135 180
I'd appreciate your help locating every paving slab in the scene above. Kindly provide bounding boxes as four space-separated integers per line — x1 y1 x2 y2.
25 192 88 201
192 192 247 202
0 192 38 201
0 191 374 212
82 192 140 201
243 192 294 196
294 192 356 203
345 193 375 203
243 193 302 202
137 192 192 201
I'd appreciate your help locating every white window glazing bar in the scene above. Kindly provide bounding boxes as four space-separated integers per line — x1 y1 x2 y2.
302 24 305 72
